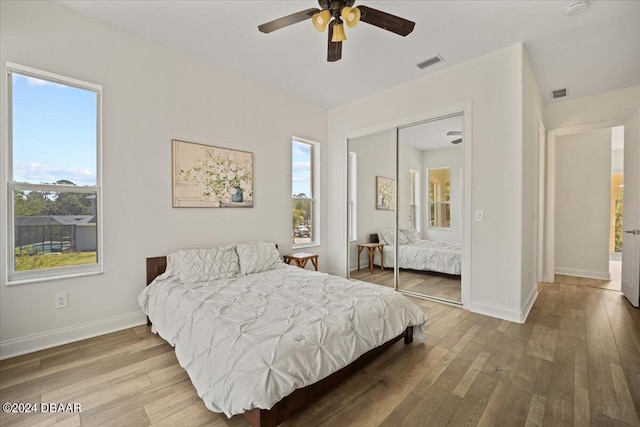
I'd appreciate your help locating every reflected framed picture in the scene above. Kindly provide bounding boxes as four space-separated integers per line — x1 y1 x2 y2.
172 139 253 208
376 176 395 210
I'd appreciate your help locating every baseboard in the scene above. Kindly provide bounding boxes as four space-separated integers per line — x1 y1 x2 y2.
0 312 147 360
469 301 522 323
520 287 539 323
469 289 538 324
555 267 611 281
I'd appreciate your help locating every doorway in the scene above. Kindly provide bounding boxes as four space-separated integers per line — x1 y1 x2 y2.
544 119 639 304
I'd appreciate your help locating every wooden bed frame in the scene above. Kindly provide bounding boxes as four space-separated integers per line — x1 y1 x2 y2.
145 256 414 427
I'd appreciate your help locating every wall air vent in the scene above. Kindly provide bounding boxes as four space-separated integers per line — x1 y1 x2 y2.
417 55 444 70
552 88 567 99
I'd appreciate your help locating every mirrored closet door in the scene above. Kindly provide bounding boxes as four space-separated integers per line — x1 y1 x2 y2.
347 129 396 289
396 115 463 303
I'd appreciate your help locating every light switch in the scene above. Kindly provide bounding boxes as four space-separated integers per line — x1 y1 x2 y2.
475 210 484 222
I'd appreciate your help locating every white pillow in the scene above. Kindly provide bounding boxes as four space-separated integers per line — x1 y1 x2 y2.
380 229 409 245
235 241 284 275
401 228 420 243
177 246 240 283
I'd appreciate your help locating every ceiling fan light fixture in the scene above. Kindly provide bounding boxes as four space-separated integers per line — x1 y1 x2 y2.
312 9 331 32
331 19 347 42
341 6 361 27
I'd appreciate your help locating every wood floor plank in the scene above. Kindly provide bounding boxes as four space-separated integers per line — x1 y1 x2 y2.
524 393 546 427
542 346 575 426
610 363 640 426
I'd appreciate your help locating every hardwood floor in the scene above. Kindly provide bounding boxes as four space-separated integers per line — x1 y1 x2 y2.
351 268 461 303
1 282 638 427
555 260 622 292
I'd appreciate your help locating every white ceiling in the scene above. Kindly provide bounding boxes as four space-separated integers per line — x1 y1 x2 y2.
57 1 640 108
399 115 463 151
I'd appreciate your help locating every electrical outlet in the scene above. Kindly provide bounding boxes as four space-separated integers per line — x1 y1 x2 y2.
475 210 484 222
55 292 67 309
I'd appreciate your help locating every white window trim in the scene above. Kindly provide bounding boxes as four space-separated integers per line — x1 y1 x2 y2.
348 151 357 242
292 137 320 249
409 169 420 231
5 62 103 285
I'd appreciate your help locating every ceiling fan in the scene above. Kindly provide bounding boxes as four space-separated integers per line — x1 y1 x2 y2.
447 130 462 145
258 0 415 62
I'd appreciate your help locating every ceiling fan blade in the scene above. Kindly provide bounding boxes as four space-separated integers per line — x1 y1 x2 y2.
258 8 319 33
327 21 342 62
358 5 415 36
447 131 462 136
451 138 463 145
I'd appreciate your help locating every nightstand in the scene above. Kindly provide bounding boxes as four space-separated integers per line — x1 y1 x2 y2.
283 252 319 271
357 243 384 273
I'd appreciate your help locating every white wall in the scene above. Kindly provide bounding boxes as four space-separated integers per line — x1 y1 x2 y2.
521 48 544 309
328 44 529 321
348 130 396 270
612 149 624 174
420 146 463 243
0 0 327 358
555 130 612 279
545 86 640 130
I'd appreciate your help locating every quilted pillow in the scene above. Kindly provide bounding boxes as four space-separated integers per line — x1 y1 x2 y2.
401 228 420 243
177 246 240 283
236 241 284 275
380 229 409 245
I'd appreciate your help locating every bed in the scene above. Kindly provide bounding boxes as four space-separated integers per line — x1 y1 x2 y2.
370 231 462 275
140 241 427 427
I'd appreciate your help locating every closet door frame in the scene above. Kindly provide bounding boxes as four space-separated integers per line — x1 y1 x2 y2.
345 102 472 308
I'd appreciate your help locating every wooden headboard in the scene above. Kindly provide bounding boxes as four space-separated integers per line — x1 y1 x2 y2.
369 233 379 243
146 256 167 285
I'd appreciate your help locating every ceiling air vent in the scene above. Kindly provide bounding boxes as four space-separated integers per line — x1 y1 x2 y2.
417 55 444 70
552 88 567 99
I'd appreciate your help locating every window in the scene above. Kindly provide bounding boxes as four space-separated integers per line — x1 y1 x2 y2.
348 152 357 241
7 63 102 284
409 169 419 230
292 138 319 247
428 168 450 229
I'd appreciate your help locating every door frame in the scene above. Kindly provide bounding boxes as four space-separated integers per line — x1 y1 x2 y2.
344 101 472 308
543 119 624 282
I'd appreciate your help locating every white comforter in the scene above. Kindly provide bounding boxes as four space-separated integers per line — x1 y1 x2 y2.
138 265 427 417
374 240 462 275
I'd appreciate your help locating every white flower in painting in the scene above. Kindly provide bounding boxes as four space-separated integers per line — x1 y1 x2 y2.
178 145 253 203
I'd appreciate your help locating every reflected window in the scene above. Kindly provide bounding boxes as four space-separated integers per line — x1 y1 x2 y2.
428 168 450 228
409 169 419 230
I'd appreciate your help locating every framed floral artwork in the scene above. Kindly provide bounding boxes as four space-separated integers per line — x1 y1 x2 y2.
376 176 395 210
172 139 253 208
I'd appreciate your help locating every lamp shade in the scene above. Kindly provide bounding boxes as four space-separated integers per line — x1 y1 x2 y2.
312 10 331 32
341 6 360 27
331 20 347 42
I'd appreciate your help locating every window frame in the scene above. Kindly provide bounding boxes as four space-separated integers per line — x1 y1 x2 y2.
5 62 103 285
409 169 420 231
292 137 320 249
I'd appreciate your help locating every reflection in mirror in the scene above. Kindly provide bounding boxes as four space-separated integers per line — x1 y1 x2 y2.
429 168 451 229
397 115 463 304
347 129 396 289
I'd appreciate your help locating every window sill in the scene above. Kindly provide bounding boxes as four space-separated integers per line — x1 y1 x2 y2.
292 243 320 250
7 268 104 286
